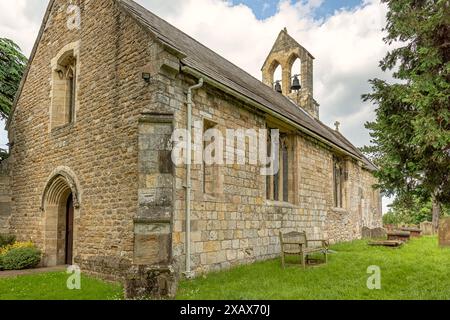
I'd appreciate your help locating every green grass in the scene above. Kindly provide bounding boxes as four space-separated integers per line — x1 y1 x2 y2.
177 236 450 300
0 272 123 300
1 237 448 300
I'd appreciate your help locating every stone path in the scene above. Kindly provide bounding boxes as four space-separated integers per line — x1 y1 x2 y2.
0 265 67 278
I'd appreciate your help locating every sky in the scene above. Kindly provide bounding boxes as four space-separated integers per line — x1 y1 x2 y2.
231 0 364 19
0 0 395 212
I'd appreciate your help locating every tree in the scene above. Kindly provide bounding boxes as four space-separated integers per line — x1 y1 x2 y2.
382 193 449 226
362 0 450 232
0 38 27 119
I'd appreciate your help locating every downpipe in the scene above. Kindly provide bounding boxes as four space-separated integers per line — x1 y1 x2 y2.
184 78 203 279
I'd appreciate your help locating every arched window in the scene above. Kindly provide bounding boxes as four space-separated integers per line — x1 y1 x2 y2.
333 156 347 208
290 57 301 93
203 119 222 195
273 64 282 91
50 42 80 130
266 131 290 203
281 138 289 202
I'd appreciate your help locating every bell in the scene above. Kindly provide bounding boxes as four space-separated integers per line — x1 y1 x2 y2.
274 81 282 93
291 75 301 91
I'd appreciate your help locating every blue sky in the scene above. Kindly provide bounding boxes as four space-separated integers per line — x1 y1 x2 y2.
231 0 364 19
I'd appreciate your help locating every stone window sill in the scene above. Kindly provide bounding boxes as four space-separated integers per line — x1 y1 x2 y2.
51 122 75 136
331 207 348 213
202 193 224 202
265 200 297 209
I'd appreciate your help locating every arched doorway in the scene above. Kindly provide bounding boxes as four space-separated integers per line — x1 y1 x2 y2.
41 169 80 266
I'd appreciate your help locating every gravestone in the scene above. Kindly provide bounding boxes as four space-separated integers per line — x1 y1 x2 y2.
362 227 387 239
420 221 434 236
371 227 387 239
400 227 422 238
439 217 450 247
362 226 371 238
387 231 410 242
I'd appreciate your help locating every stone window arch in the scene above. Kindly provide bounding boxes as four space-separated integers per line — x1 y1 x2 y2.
267 59 283 91
50 42 80 130
273 64 282 89
41 168 80 266
288 54 302 93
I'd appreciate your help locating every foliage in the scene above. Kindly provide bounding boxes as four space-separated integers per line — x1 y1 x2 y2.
383 194 449 225
177 237 450 300
0 148 8 161
0 246 41 271
0 234 15 248
382 211 402 225
0 241 34 255
0 38 27 119
362 0 450 209
383 197 433 225
0 272 123 300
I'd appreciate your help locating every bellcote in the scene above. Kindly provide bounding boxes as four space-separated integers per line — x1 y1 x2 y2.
261 28 319 119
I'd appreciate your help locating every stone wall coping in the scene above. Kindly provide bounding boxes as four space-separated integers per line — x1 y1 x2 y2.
139 113 174 123
133 217 172 224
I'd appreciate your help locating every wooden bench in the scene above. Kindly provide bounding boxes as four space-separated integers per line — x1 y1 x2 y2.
279 231 328 269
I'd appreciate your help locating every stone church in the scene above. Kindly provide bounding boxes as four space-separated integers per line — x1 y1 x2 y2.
2 0 381 294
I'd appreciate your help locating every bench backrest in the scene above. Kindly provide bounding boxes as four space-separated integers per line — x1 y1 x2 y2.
279 231 307 251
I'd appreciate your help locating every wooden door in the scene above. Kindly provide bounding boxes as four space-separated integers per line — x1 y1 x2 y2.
65 194 74 265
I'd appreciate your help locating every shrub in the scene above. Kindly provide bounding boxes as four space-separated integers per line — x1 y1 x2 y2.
0 241 34 255
0 234 16 248
0 246 41 271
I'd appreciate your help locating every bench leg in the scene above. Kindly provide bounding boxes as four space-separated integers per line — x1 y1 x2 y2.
281 252 285 269
301 253 306 269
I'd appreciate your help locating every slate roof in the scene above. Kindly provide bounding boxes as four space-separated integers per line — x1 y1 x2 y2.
117 0 376 171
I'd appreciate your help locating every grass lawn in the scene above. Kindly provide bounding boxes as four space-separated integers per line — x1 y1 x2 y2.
177 236 450 300
0 272 123 300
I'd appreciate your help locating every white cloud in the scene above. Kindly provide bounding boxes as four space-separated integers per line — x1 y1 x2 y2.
0 0 47 56
0 0 394 159
135 0 392 147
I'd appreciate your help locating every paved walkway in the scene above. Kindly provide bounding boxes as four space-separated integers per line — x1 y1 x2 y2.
0 265 67 278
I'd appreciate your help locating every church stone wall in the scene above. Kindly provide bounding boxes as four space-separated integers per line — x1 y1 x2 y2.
8 0 382 285
0 160 11 234
154 69 382 274
7 0 164 279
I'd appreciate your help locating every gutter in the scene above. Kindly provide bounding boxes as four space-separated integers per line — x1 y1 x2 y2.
181 65 360 162
184 77 204 279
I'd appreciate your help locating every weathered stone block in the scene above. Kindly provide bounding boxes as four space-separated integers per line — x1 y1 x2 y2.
439 217 450 247
134 222 171 265
125 265 177 300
